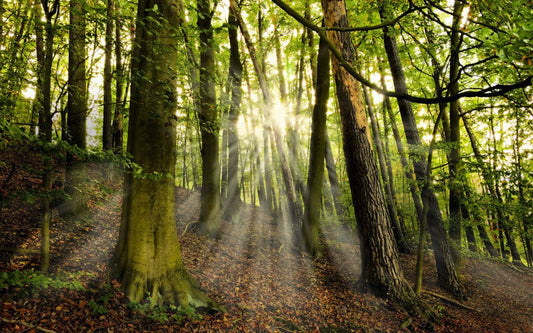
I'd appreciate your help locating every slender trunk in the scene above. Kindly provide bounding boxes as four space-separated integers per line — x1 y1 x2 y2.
325 132 345 217
32 0 44 135
447 0 465 255
112 6 124 153
39 0 59 142
380 70 425 232
380 5 463 298
303 33 330 256
102 0 114 151
223 4 243 222
40 172 52 273
460 201 478 252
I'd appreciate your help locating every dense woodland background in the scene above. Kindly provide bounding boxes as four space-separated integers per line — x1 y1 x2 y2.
0 0 532 331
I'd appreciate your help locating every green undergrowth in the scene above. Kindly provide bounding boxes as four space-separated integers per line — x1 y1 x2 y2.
129 300 203 323
0 269 88 291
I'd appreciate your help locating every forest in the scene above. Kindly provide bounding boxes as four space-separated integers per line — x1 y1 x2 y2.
0 0 532 331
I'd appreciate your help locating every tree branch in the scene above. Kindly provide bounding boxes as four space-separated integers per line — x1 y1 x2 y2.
271 0 532 104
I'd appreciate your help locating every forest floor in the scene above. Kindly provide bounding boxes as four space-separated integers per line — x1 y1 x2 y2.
1 139 532 332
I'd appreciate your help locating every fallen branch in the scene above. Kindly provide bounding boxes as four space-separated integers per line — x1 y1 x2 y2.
180 220 198 237
1 317 57 333
423 291 479 312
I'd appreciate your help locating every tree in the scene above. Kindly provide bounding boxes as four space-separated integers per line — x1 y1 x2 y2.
102 0 114 151
303 32 330 257
197 0 222 237
379 3 464 298
113 0 216 308
223 3 243 222
320 0 417 306
63 0 88 219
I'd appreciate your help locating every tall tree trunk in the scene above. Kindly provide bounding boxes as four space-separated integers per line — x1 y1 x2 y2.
32 0 44 135
380 70 425 232
102 0 114 151
363 83 409 253
113 0 217 309
223 3 243 222
303 33 330 257
322 0 417 305
112 5 124 154
462 115 499 258
39 0 59 142
465 113 521 264
197 0 222 237
447 0 465 258
63 0 88 220
380 5 463 298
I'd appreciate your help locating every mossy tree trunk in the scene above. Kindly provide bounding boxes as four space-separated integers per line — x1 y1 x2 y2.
113 0 216 308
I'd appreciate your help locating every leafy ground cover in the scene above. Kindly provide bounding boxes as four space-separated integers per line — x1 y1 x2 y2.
1 140 532 332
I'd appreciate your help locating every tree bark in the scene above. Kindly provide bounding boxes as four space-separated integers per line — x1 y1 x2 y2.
447 0 465 257
325 132 344 217
112 5 124 154
322 0 417 305
197 0 222 237
38 0 59 142
102 0 114 151
223 3 243 222
63 0 88 219
303 33 330 257
363 83 409 253
380 5 463 298
114 0 217 309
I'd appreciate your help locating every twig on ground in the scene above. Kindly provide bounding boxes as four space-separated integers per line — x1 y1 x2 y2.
423 291 479 312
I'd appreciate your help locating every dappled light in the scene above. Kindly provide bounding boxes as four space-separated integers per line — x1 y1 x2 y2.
1 0 532 331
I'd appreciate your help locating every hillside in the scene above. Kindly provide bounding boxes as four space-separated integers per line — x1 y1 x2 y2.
1 139 532 332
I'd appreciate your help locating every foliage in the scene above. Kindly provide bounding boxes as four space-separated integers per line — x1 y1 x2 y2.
0 270 86 291
129 301 203 323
